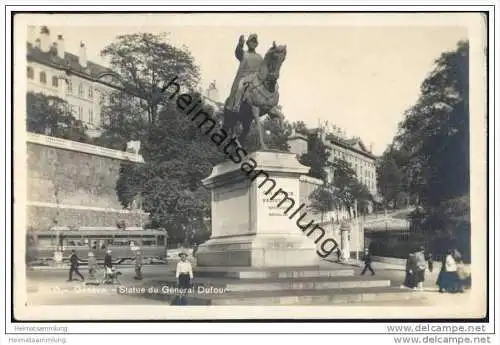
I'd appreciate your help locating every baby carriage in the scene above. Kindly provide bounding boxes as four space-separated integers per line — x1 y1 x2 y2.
102 266 122 285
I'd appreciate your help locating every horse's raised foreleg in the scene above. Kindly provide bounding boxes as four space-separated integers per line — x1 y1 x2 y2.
251 105 267 150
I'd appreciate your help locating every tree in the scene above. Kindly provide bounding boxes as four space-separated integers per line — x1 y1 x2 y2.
376 145 409 209
332 158 373 218
97 33 220 244
26 91 90 142
381 41 470 258
93 90 147 150
298 131 331 181
112 92 225 244
396 41 469 208
292 120 308 134
309 183 339 224
243 117 292 153
100 32 200 127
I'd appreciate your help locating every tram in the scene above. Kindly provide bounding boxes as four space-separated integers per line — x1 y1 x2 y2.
26 226 168 265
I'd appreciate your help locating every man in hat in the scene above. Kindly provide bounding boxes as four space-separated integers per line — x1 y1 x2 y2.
175 251 193 289
360 248 375 276
225 33 263 112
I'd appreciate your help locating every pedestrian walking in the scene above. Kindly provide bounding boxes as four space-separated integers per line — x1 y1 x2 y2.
86 252 99 285
336 248 342 263
103 249 115 284
67 249 84 282
360 248 375 276
425 251 434 273
104 249 113 270
134 248 143 280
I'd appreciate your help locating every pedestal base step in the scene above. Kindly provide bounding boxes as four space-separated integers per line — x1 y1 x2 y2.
194 266 355 279
138 286 428 306
150 275 390 293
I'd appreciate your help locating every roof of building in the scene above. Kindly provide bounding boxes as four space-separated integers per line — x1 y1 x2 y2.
291 127 376 160
27 42 112 82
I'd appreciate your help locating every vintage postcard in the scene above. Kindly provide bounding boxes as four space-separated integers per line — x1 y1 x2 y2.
9 11 490 324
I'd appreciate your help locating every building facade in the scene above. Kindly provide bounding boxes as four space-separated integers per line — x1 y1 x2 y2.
26 25 120 137
287 129 378 197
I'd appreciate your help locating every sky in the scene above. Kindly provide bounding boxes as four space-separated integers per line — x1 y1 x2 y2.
27 14 468 155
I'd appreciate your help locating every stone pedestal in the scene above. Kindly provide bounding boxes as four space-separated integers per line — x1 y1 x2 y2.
197 151 319 267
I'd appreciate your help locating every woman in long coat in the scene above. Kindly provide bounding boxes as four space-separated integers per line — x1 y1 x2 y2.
437 249 459 292
402 251 418 289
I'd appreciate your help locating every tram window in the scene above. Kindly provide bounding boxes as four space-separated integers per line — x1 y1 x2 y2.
65 238 86 246
38 237 55 246
157 235 165 246
112 240 129 246
142 239 157 246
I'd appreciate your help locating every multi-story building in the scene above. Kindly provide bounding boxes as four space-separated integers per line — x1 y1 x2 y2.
287 128 378 196
26 25 120 137
25 26 149 234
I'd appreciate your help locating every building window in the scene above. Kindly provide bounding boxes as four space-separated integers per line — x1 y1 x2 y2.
88 87 93 99
39 71 47 84
52 76 59 87
78 106 83 120
66 80 72 94
89 109 94 124
78 83 84 97
27 67 34 79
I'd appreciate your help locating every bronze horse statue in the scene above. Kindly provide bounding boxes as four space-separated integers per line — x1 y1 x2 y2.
221 42 287 150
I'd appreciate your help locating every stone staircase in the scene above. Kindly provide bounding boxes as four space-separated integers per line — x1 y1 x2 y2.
135 263 427 305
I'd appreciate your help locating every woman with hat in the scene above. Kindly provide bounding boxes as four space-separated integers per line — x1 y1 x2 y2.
175 251 193 289
414 246 428 291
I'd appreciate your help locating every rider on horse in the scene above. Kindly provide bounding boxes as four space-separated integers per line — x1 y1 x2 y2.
225 34 263 113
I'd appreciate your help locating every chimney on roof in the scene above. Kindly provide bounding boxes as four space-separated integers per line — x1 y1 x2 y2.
39 26 50 52
79 41 87 68
56 35 65 59
27 25 37 43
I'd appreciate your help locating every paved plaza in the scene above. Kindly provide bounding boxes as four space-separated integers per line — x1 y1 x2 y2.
25 261 472 306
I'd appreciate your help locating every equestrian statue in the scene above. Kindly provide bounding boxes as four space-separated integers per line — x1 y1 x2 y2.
221 33 286 150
